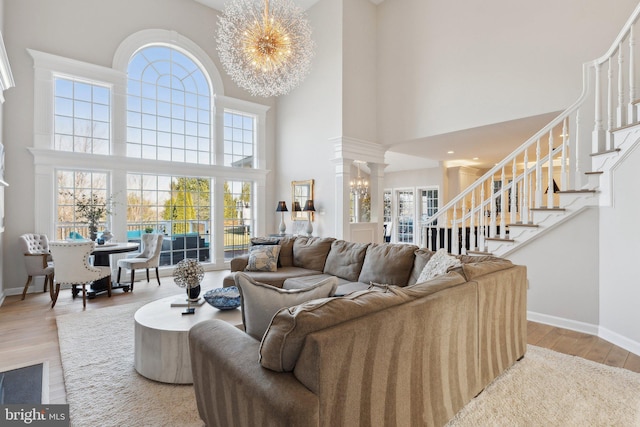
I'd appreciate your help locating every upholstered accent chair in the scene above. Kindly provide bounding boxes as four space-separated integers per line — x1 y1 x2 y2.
116 233 163 291
49 241 112 309
18 233 55 300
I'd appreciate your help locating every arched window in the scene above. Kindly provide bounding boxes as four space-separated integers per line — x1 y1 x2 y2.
126 46 211 164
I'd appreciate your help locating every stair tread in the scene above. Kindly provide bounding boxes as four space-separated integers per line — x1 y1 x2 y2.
557 189 596 194
485 237 515 242
590 148 621 156
531 207 566 211
611 120 640 131
506 223 539 228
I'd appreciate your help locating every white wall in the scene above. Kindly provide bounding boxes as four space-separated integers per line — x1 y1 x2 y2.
384 166 444 191
508 207 600 329
599 140 640 352
1 0 277 293
275 0 343 237
376 0 638 145
343 0 378 142
0 0 5 301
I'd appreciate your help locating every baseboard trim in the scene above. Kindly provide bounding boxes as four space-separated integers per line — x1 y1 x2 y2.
527 311 600 335
528 311 640 356
599 326 640 356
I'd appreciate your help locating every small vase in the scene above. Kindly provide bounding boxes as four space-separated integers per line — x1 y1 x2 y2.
187 284 201 301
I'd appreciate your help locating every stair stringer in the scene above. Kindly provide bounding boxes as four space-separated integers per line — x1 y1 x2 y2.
486 191 599 258
593 124 640 206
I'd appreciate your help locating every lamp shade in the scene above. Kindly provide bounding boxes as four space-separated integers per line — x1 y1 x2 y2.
293 201 302 212
276 201 288 212
303 199 315 212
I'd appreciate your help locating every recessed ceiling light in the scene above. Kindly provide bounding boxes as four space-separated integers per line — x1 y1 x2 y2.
473 157 479 160
447 151 454 154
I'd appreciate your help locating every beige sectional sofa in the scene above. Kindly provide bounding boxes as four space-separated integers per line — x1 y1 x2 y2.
190 236 527 426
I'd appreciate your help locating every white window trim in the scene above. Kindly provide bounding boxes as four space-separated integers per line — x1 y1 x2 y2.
27 30 270 268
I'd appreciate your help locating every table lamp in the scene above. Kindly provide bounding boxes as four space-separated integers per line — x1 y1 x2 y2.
303 199 315 237
276 201 288 234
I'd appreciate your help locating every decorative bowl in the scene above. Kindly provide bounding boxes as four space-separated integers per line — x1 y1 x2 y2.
204 286 241 310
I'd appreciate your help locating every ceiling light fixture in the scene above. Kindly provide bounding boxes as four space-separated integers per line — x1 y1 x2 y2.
350 162 369 198
447 151 455 154
216 0 314 97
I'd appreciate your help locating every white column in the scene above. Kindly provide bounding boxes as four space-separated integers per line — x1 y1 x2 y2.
333 158 352 241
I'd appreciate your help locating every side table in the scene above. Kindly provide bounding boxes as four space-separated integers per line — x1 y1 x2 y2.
134 293 242 384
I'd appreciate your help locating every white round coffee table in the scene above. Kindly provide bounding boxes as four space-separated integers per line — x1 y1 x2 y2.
134 293 242 384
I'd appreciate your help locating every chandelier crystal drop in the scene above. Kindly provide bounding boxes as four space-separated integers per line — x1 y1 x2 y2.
350 162 369 198
216 0 314 97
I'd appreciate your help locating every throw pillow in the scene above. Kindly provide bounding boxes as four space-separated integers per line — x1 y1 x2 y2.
245 245 281 272
234 272 338 340
416 248 462 283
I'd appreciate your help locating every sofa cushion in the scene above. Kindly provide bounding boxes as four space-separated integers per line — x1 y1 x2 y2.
246 245 281 272
358 243 418 286
293 237 335 271
251 236 295 267
260 286 413 372
401 271 467 299
225 266 321 289
323 240 369 282
407 248 435 285
235 272 338 340
417 248 462 283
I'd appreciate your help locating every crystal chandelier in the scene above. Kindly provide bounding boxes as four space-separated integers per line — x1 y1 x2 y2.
350 162 369 198
216 0 314 97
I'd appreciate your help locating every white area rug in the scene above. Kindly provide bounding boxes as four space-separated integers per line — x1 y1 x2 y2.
58 303 640 427
56 302 203 427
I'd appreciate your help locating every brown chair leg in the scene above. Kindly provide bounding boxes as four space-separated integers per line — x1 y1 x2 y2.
106 275 112 298
146 268 150 282
117 267 122 284
48 275 55 300
43 275 48 293
82 284 87 308
155 267 161 286
21 276 33 300
51 283 61 308
130 269 135 291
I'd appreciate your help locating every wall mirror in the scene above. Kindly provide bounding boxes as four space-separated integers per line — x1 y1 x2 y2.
291 179 314 221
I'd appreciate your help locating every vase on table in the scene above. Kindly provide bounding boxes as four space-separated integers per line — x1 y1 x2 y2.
187 283 201 302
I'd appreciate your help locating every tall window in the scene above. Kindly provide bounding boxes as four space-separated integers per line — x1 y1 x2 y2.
56 170 110 240
127 46 211 164
420 188 438 223
224 110 255 168
127 173 211 265
54 78 110 154
224 180 253 260
396 189 414 244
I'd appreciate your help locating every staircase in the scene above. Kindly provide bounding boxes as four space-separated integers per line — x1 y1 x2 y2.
420 2 640 257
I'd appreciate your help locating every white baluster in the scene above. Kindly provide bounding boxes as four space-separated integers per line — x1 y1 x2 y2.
461 198 466 254
480 185 486 250
443 211 449 253
607 57 614 150
427 227 432 251
547 131 555 208
522 149 529 223
535 139 542 208
470 190 476 251
629 26 637 124
593 62 605 153
510 158 517 224
618 45 626 128
500 167 506 239
490 176 497 238
562 118 568 191
575 109 582 189
452 205 458 255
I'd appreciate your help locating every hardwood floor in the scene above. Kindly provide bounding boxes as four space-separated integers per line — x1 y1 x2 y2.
1 270 639 405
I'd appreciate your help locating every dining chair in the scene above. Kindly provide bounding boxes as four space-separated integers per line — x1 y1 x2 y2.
18 233 55 300
116 233 163 291
49 241 112 308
